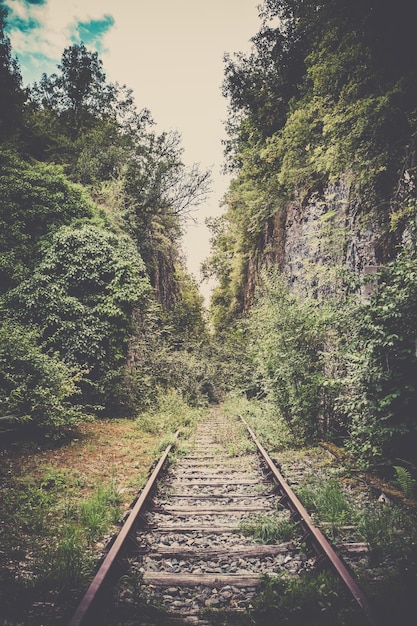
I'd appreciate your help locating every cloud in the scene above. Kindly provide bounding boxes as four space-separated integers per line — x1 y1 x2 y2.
6 12 40 33
71 14 115 52
3 0 116 83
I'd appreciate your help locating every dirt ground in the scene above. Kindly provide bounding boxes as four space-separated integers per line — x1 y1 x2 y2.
1 419 159 509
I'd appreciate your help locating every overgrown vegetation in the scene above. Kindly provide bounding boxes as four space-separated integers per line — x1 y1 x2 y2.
238 259 417 469
0 6 217 438
135 389 205 460
210 412 255 457
204 0 417 474
250 570 370 626
222 394 294 452
297 477 355 538
2 0 417 622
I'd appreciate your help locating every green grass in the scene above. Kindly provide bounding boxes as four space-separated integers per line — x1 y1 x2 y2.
237 513 298 544
297 477 355 537
222 393 294 452
250 570 369 626
135 388 204 437
78 481 121 546
212 415 255 456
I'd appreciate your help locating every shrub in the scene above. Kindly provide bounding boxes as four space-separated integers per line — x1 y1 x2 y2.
247 271 326 441
338 251 417 466
6 223 150 411
0 320 84 437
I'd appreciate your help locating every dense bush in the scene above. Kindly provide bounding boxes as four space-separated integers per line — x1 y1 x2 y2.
6 224 150 411
0 321 83 437
247 271 326 441
242 252 417 467
0 149 95 291
338 250 417 465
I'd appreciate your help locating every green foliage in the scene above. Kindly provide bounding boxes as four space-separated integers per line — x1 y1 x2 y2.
77 481 121 546
26 42 210 311
170 268 207 346
0 320 84 437
0 6 26 141
0 28 215 435
222 393 294 451
357 505 407 567
337 251 417 465
124 294 219 414
211 414 255 457
40 525 93 589
252 570 365 626
33 480 122 592
297 478 355 537
31 43 114 141
393 466 416 498
247 271 326 441
219 247 417 467
0 148 95 290
6 223 150 411
238 513 297 544
238 247 417 467
135 389 203 437
208 0 417 351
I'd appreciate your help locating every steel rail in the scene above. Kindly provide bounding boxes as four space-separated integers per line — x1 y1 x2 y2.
240 416 379 626
69 430 180 626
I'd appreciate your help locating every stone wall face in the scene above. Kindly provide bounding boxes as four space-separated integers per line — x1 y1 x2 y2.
244 175 384 306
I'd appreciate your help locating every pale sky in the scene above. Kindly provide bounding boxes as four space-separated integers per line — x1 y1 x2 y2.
4 0 262 302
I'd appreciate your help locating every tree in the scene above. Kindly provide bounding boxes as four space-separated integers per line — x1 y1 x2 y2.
0 148 95 291
31 43 114 140
121 128 211 307
6 224 151 410
170 268 207 347
0 6 26 140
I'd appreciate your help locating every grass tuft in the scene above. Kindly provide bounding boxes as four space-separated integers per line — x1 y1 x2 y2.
237 513 298 544
297 477 355 537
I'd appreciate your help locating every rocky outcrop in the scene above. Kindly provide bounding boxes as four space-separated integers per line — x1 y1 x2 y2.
243 174 393 307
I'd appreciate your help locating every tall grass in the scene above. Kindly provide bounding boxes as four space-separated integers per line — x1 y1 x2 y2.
297 477 355 537
78 481 121 546
222 393 294 451
238 513 298 544
135 388 204 437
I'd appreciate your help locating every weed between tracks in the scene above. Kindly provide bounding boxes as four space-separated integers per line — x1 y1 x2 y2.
237 512 298 544
211 413 256 457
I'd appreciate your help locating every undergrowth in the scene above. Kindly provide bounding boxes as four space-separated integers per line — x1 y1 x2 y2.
211 413 255 456
297 477 355 537
237 513 298 544
250 570 369 626
135 388 204 440
222 394 294 452
393 465 416 498
0 471 122 621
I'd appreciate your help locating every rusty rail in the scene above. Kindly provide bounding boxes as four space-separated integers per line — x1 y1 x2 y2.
240 415 379 626
69 430 180 626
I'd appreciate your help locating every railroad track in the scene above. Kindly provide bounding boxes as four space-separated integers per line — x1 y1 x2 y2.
69 410 378 625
